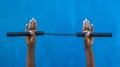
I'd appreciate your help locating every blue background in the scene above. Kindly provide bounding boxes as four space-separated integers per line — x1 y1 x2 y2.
0 0 119 67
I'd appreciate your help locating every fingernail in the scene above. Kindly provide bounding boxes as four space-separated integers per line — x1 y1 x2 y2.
85 18 87 21
32 18 35 20
91 24 93 26
26 24 28 26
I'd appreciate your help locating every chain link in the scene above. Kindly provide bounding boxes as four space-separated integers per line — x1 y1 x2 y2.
44 32 76 36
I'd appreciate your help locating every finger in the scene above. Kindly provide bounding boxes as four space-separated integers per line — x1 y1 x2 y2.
84 32 87 40
83 19 91 31
25 24 29 32
25 24 30 42
29 18 37 30
85 31 90 40
89 24 94 45
85 32 90 43
87 21 91 31
91 24 94 32
83 19 85 32
29 30 36 42
31 31 36 41
84 32 90 47
85 31 90 38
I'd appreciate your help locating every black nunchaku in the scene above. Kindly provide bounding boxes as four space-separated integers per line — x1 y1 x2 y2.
6 31 112 37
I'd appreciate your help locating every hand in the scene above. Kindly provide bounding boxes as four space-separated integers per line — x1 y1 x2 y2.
25 18 37 48
83 19 94 48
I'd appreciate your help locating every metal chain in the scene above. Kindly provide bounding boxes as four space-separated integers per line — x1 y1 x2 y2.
44 32 76 36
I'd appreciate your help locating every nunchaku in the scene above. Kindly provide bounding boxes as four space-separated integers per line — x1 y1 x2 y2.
6 18 112 38
6 31 112 37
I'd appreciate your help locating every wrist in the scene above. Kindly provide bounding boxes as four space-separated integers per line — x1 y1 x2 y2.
28 44 35 50
85 44 92 49
28 46 35 56
28 43 35 48
85 47 93 56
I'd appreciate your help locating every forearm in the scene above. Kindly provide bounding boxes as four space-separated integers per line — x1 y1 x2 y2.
85 47 94 67
27 46 35 67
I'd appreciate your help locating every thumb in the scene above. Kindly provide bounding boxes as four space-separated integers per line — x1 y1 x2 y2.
25 24 29 32
91 24 94 32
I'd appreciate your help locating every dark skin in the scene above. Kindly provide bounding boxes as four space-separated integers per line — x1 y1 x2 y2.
25 18 94 67
25 18 36 67
83 19 94 67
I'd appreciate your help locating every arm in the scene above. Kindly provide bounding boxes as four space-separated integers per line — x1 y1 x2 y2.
85 44 94 67
27 43 35 67
83 19 95 67
26 18 37 67
84 32 94 67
